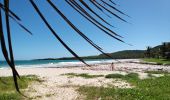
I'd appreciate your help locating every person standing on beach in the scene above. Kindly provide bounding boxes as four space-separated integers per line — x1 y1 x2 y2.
111 62 114 71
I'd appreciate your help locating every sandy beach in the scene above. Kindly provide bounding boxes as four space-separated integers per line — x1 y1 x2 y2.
0 59 170 100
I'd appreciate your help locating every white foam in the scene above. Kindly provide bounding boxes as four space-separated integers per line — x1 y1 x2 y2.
0 59 140 69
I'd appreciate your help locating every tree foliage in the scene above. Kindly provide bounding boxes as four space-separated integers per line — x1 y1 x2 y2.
145 46 152 58
145 42 170 59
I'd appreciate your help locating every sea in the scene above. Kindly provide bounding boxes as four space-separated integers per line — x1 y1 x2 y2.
0 59 115 69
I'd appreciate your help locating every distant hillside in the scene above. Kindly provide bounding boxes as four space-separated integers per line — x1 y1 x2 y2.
99 50 145 59
57 50 145 60
34 42 170 60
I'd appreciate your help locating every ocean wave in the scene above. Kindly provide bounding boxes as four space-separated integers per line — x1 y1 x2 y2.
0 59 139 69
17 59 121 68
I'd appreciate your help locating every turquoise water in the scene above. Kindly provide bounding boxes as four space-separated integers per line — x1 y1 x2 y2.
0 59 112 68
0 60 75 67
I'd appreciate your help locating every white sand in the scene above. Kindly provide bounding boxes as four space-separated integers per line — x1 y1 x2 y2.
0 61 170 100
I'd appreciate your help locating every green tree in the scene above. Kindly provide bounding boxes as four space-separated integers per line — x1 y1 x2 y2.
164 42 170 59
145 46 152 58
160 42 166 58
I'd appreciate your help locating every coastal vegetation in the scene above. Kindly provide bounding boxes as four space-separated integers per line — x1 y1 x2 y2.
144 42 170 59
1 71 170 99
62 73 104 78
105 73 138 80
145 70 169 74
0 75 39 100
143 58 170 65
77 73 170 100
143 42 170 65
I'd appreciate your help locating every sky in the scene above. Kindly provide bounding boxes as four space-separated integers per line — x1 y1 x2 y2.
0 0 170 60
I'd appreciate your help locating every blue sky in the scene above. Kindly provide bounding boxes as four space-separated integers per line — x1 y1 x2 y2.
0 0 170 60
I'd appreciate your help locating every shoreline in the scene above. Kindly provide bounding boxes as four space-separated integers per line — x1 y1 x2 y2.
1 61 170 77
1 60 170 99
0 59 140 69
